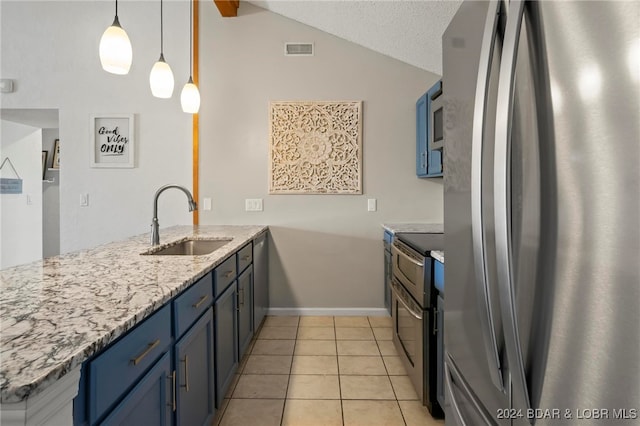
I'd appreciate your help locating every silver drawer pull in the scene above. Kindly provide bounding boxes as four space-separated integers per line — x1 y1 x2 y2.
433 308 438 335
224 271 234 278
131 339 160 365
181 356 190 392
171 370 176 411
241 255 250 261
167 371 176 412
192 294 208 309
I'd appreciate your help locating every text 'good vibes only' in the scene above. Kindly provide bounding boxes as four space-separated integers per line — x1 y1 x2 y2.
99 126 128 155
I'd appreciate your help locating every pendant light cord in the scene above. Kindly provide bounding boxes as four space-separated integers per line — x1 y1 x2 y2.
115 0 118 17
189 0 193 77
160 0 164 55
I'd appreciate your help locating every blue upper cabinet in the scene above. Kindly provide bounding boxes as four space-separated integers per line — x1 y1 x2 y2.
416 80 444 178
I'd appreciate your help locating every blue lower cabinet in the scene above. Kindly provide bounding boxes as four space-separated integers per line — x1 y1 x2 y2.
253 232 268 330
88 305 171 424
175 308 215 426
384 248 392 315
436 293 445 409
100 352 173 426
215 281 238 407
237 266 254 359
75 242 264 425
433 260 444 294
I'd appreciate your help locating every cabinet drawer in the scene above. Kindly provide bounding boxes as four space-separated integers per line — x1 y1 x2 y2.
214 255 237 296
433 260 444 294
237 242 252 274
89 304 171 424
174 273 213 338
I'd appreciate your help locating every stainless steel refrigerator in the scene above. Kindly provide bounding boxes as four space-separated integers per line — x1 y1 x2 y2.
443 1 639 425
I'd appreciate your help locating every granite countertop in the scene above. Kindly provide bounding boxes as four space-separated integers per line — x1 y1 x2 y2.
431 250 445 263
382 223 444 234
0 225 267 404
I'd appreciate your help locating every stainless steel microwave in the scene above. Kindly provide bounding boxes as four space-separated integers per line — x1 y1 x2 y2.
429 84 444 151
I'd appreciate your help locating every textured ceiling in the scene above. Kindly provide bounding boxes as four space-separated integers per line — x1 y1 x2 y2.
246 0 463 75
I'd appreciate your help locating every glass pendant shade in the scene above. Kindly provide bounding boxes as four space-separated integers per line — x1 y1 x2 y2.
181 78 200 113
149 54 174 98
99 17 132 75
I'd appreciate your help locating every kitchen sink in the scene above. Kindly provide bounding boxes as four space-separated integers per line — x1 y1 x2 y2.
142 238 233 256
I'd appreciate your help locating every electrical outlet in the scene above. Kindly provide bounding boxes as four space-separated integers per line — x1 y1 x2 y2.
245 198 263 212
80 193 89 207
203 198 212 211
367 198 377 212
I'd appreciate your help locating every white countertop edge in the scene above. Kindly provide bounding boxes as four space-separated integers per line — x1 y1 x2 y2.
431 250 445 263
382 223 444 234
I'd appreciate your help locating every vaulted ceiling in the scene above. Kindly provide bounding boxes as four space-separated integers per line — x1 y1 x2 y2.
214 0 463 75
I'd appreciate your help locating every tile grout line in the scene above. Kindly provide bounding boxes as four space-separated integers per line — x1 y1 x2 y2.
279 316 299 426
334 316 346 426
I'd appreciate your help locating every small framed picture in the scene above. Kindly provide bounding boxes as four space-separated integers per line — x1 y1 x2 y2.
52 139 60 169
90 114 135 168
42 151 48 179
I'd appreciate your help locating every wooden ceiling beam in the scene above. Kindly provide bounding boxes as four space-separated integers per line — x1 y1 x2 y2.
214 0 239 17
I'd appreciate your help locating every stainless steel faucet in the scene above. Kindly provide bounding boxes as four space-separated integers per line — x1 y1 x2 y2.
151 184 197 246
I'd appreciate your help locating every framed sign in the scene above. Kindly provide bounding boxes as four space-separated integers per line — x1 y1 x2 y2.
42 151 48 179
90 114 135 168
51 139 60 169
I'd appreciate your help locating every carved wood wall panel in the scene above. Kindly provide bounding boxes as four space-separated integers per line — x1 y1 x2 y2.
269 101 363 194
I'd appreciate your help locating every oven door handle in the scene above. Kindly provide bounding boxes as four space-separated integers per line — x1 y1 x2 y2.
392 244 424 289
391 278 423 320
392 242 424 268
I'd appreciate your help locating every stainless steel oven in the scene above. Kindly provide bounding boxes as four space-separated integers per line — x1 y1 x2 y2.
391 235 443 418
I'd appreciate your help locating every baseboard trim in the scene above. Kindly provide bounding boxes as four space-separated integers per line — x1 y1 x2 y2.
267 307 389 317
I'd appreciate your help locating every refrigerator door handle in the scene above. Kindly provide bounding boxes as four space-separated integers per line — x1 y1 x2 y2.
471 0 504 393
494 0 531 417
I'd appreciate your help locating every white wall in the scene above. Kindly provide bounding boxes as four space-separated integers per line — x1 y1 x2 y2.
1 1 194 253
199 3 443 309
0 120 43 268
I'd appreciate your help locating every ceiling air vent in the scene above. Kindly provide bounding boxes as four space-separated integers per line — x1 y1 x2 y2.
284 42 314 56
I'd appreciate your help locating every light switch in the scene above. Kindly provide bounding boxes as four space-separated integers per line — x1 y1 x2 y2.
203 198 212 211
367 198 377 212
26 194 32 205
245 198 263 212
80 193 89 207
0 79 14 93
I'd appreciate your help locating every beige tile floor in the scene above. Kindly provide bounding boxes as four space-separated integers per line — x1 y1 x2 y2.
213 315 445 426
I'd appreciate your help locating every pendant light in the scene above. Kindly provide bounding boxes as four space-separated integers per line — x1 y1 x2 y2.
149 0 174 98
99 0 132 75
181 0 200 113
